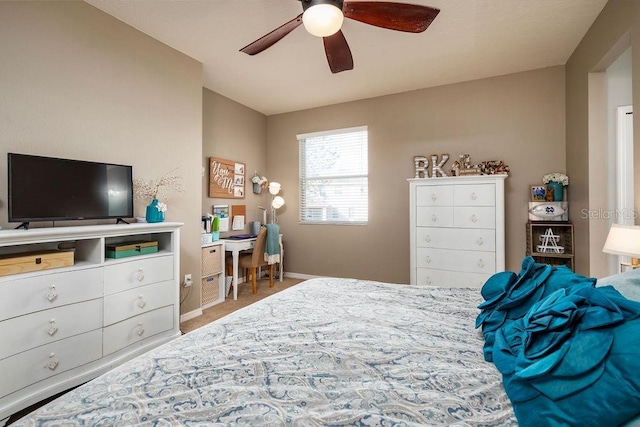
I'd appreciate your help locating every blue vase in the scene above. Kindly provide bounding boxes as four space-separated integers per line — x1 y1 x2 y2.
145 199 165 223
548 182 564 201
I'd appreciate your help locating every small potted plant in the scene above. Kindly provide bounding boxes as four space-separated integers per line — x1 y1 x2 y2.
212 216 220 241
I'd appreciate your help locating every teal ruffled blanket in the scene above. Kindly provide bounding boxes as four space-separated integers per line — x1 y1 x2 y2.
476 257 597 362
477 257 640 427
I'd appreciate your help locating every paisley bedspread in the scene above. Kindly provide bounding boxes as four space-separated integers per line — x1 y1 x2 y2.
15 277 516 426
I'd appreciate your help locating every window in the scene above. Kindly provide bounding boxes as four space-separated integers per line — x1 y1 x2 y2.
298 126 368 225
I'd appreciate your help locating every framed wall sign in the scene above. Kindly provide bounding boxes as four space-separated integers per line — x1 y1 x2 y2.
209 157 245 198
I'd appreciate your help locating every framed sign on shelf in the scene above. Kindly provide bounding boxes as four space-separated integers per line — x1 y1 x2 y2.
530 185 546 201
209 157 245 198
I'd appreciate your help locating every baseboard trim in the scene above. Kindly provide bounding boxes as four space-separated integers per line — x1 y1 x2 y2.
180 308 203 323
283 272 322 280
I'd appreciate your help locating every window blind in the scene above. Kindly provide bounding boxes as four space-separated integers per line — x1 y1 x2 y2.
298 126 368 225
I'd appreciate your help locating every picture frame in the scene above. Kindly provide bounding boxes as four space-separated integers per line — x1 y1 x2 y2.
209 157 245 199
530 185 546 201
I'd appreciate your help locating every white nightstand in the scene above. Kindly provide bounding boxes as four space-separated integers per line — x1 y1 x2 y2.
621 262 640 273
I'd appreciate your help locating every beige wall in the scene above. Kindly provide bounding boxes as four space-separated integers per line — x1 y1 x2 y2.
0 1 204 315
202 89 268 227
566 0 640 276
199 89 268 312
267 66 566 283
4 0 621 317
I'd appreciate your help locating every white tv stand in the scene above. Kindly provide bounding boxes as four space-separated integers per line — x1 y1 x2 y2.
0 222 182 425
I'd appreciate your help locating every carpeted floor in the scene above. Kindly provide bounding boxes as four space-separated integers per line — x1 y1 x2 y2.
180 276 304 333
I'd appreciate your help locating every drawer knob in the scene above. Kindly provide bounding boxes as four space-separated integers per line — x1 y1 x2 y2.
48 319 58 336
137 295 146 309
136 322 145 337
46 285 57 302
477 237 484 246
431 214 438 222
425 277 432 285
478 258 485 268
424 235 431 243
425 255 432 264
136 268 145 282
46 353 59 370
431 193 438 201
471 214 478 223
471 192 477 200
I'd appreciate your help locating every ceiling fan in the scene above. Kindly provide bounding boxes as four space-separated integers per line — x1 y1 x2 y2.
240 0 440 74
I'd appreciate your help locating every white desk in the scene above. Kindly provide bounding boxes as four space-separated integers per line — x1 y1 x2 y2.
223 234 283 300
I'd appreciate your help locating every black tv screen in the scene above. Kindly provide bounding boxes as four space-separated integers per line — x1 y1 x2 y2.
8 153 133 224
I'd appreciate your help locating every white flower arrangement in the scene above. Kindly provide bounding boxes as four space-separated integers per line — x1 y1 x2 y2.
543 172 569 186
133 168 184 206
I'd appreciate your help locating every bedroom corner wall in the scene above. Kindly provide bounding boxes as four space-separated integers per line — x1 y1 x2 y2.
566 0 640 276
0 1 204 315
201 89 268 235
267 66 566 283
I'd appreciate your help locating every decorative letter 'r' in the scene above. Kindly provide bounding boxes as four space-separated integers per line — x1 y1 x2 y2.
414 156 428 178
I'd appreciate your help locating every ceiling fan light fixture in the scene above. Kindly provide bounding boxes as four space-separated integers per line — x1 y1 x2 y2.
302 0 344 37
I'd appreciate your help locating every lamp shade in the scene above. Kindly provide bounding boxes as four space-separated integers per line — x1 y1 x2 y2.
272 196 285 210
269 182 281 195
302 3 344 37
603 224 640 257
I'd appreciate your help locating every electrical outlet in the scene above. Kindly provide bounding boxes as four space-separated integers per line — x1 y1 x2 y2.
183 273 192 287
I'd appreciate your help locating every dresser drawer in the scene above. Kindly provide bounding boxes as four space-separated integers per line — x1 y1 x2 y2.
416 207 454 227
415 185 453 206
416 247 496 274
104 280 175 326
0 329 102 399
416 268 490 288
453 207 496 229
0 268 103 322
0 299 102 360
104 255 174 295
416 227 496 252
453 184 495 206
103 306 174 356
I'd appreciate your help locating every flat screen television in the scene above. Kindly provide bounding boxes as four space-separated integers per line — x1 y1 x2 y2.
8 153 133 227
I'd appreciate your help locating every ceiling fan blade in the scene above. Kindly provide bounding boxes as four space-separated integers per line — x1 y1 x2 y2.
240 14 303 55
343 1 439 33
323 30 354 74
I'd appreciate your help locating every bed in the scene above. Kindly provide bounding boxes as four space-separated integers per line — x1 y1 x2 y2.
13 265 640 426
14 277 517 426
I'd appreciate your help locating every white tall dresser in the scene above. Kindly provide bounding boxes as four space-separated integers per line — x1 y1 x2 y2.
409 175 506 287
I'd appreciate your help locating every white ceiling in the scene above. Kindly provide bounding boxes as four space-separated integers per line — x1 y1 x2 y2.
84 0 608 116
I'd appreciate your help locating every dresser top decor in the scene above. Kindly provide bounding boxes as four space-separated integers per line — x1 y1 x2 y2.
414 154 510 178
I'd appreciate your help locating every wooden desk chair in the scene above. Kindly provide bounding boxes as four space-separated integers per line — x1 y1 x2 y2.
227 226 273 294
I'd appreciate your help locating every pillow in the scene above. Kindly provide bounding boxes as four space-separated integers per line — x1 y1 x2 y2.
597 268 640 302
493 285 640 427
